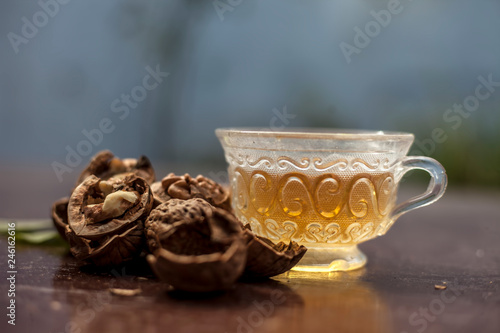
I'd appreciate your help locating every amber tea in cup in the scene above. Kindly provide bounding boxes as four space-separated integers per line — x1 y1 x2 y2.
216 128 447 272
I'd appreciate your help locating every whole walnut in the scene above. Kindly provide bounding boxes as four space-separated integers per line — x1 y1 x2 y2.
145 198 215 253
65 174 153 266
151 173 231 212
145 199 246 292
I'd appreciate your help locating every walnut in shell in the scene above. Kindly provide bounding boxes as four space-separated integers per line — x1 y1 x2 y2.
145 199 246 292
242 225 307 279
145 198 215 253
151 173 231 212
77 150 155 186
66 174 153 266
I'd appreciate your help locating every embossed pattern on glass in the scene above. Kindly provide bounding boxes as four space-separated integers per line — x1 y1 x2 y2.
217 129 447 272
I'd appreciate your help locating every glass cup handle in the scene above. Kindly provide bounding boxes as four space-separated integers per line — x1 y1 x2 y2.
391 156 448 221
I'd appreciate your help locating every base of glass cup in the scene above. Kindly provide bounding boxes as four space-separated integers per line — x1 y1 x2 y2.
292 245 367 272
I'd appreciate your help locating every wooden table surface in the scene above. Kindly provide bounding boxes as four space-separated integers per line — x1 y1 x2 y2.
1 176 499 333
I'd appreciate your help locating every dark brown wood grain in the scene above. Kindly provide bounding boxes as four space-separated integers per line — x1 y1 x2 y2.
1 169 499 333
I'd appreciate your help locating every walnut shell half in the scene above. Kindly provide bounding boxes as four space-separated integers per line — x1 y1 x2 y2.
145 199 246 292
66 222 146 267
152 173 231 212
242 225 307 279
66 174 153 266
76 150 155 186
51 197 70 242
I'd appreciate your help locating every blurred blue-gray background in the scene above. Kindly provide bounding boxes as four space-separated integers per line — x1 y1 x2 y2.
1 0 499 217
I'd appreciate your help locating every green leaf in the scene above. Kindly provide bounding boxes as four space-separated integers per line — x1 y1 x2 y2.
0 219 54 232
0 219 67 246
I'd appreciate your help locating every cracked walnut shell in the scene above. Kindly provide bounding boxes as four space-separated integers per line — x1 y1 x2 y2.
242 225 307 278
76 150 155 186
51 197 70 242
66 174 153 266
151 173 231 212
145 199 246 292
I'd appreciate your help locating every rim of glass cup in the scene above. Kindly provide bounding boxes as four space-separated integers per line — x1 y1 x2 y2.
215 128 414 141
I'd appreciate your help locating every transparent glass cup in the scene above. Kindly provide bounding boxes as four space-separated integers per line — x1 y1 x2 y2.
216 128 447 272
